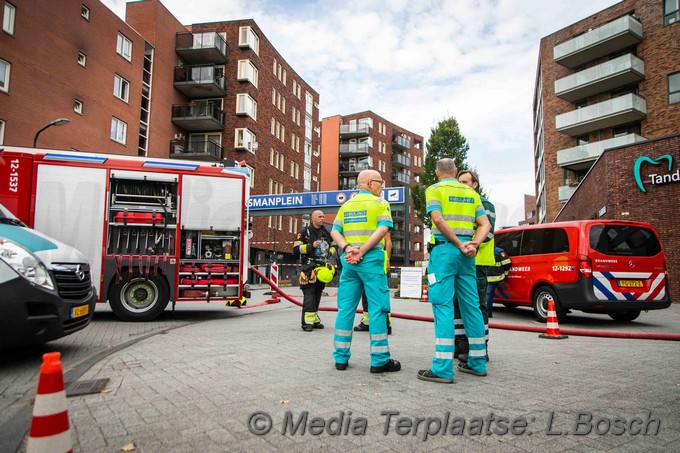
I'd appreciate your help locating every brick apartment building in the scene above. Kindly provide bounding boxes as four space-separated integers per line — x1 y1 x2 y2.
320 112 425 265
518 194 537 226
533 0 679 223
0 0 320 264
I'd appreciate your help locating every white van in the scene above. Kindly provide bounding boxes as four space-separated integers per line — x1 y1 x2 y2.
0 203 96 349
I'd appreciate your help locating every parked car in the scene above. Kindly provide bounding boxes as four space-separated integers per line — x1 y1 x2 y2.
493 220 671 322
0 203 96 349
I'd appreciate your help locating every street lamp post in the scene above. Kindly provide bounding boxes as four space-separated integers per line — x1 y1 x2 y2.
33 118 70 148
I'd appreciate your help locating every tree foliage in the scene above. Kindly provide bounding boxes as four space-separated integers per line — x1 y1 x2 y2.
411 116 471 225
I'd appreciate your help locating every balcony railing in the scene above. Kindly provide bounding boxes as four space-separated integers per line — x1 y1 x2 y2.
553 15 643 69
555 54 645 102
558 184 578 202
392 135 410 150
338 143 371 156
171 101 225 132
392 172 411 186
169 138 223 161
555 93 646 136
339 162 371 173
175 31 228 64
339 124 370 138
392 153 411 168
557 133 646 170
173 64 226 98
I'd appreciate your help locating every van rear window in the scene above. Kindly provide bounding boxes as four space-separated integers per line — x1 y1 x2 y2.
590 225 661 256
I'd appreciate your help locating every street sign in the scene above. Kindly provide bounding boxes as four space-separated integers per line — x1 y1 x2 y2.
247 187 405 211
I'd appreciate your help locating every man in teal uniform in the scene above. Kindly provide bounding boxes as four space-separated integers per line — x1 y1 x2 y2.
418 158 490 384
331 169 400 373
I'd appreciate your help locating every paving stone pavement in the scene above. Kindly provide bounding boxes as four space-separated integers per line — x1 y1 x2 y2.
7 287 679 453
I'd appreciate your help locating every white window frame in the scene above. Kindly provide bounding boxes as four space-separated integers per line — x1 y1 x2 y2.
78 51 87 67
238 26 260 55
114 74 130 103
234 127 256 154
116 32 132 61
0 119 5 145
110 117 127 144
246 164 255 188
3 2 16 35
237 59 259 88
81 4 90 20
236 93 257 120
0 58 9 93
74 99 83 115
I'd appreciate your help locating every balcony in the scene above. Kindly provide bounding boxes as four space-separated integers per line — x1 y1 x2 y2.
553 15 643 69
557 133 646 170
392 152 411 168
555 93 646 137
174 65 226 98
392 171 411 186
338 142 371 156
339 162 371 174
558 184 578 202
339 124 370 138
175 31 228 64
392 209 405 219
169 138 223 161
555 54 645 102
391 228 405 240
171 101 225 132
391 246 405 258
392 135 410 150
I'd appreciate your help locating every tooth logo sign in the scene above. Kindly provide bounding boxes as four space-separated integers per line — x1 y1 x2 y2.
633 154 675 193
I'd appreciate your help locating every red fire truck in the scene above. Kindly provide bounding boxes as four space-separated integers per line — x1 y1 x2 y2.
0 146 251 321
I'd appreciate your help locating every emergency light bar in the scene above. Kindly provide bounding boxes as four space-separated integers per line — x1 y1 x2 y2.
143 160 199 171
43 153 108 164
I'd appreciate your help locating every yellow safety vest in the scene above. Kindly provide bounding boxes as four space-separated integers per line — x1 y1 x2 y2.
426 178 483 243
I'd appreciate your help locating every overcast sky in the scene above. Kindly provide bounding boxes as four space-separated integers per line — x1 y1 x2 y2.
102 0 621 226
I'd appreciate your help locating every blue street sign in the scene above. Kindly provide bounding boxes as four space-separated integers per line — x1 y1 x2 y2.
247 187 405 211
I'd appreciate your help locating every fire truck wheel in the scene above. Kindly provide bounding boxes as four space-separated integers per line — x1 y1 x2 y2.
532 286 567 323
608 310 641 322
109 272 170 321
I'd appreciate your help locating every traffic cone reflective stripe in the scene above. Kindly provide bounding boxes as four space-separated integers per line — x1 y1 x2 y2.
539 298 568 340
27 352 72 453
421 284 428 302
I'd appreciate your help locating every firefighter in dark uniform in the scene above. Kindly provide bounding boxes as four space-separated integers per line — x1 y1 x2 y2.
294 210 336 331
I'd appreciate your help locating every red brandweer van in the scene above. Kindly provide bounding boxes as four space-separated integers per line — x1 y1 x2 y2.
493 220 671 322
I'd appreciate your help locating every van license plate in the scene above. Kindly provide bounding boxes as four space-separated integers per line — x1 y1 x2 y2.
618 280 643 288
71 304 90 319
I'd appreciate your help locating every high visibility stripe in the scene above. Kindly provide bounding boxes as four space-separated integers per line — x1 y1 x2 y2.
371 346 389 353
435 338 455 345
468 338 486 345
455 328 467 335
335 329 353 337
26 429 71 453
371 333 388 341
453 319 465 327
443 214 475 223
335 341 351 349
468 350 486 357
426 200 441 208
486 211 496 219
345 230 379 237
435 351 454 359
31 391 67 417
546 322 559 329
377 215 391 222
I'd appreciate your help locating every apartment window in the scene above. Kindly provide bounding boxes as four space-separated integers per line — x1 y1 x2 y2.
0 58 9 93
74 99 83 115
236 93 257 120
0 119 5 144
81 4 90 20
3 2 15 35
116 33 132 61
246 165 255 188
234 127 256 153
237 59 258 87
238 26 259 55
669 72 680 105
576 135 589 146
110 117 127 144
283 69 287 86
77 51 87 67
114 74 129 102
664 0 679 25
272 58 277 74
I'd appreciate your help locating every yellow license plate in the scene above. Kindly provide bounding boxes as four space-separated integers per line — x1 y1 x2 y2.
71 304 90 319
618 280 643 288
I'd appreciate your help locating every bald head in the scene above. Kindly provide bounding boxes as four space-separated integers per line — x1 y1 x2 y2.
436 158 457 179
358 169 384 196
310 210 325 228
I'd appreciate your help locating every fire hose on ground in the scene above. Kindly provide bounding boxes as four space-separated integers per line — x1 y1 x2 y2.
248 266 680 342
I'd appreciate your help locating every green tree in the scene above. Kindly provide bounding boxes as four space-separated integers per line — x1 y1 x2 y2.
411 116 470 225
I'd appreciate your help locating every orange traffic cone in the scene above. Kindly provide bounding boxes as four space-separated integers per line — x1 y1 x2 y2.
27 352 72 453
420 284 429 302
539 298 568 340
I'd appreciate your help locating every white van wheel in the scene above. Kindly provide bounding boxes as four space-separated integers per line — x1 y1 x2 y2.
109 272 170 321
532 287 566 323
